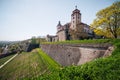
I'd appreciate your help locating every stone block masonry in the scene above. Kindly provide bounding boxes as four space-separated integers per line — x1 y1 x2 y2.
41 44 114 66
41 44 80 66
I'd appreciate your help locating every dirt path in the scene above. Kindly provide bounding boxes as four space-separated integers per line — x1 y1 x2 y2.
0 53 18 69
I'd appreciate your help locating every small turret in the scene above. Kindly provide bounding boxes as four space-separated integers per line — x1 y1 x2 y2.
57 21 62 27
57 21 63 32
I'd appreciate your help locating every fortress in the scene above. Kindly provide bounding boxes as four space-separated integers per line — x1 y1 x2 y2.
46 6 94 42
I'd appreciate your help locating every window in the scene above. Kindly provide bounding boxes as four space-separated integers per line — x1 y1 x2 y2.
84 29 86 32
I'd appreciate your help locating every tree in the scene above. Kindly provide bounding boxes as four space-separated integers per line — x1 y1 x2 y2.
91 1 120 38
31 36 36 44
69 24 88 40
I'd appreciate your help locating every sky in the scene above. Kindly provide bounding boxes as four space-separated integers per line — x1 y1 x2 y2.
0 0 118 41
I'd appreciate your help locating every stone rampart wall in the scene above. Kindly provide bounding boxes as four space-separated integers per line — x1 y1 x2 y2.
41 44 113 66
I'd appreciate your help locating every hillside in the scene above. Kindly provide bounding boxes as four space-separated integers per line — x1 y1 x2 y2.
0 49 60 80
0 54 15 66
39 39 120 80
0 39 120 80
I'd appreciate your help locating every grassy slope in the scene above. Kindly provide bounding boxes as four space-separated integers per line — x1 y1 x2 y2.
39 39 120 80
37 49 60 69
0 49 60 80
0 39 119 80
42 39 113 44
0 54 15 66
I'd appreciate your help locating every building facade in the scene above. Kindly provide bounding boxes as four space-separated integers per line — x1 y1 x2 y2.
46 7 94 42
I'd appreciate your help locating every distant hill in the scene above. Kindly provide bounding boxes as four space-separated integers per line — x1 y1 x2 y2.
0 37 46 55
0 41 20 48
0 41 11 48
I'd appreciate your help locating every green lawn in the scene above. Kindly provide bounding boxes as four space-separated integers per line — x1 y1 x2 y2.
0 49 60 80
0 54 15 66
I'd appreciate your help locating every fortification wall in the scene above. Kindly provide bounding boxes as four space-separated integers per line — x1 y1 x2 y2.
41 44 114 66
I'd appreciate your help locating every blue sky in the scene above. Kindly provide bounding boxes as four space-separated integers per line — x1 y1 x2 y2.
0 0 118 41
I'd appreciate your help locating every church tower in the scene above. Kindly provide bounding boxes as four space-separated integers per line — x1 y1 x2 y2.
70 6 81 30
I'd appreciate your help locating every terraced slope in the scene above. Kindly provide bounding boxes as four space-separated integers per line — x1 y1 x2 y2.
0 49 60 80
